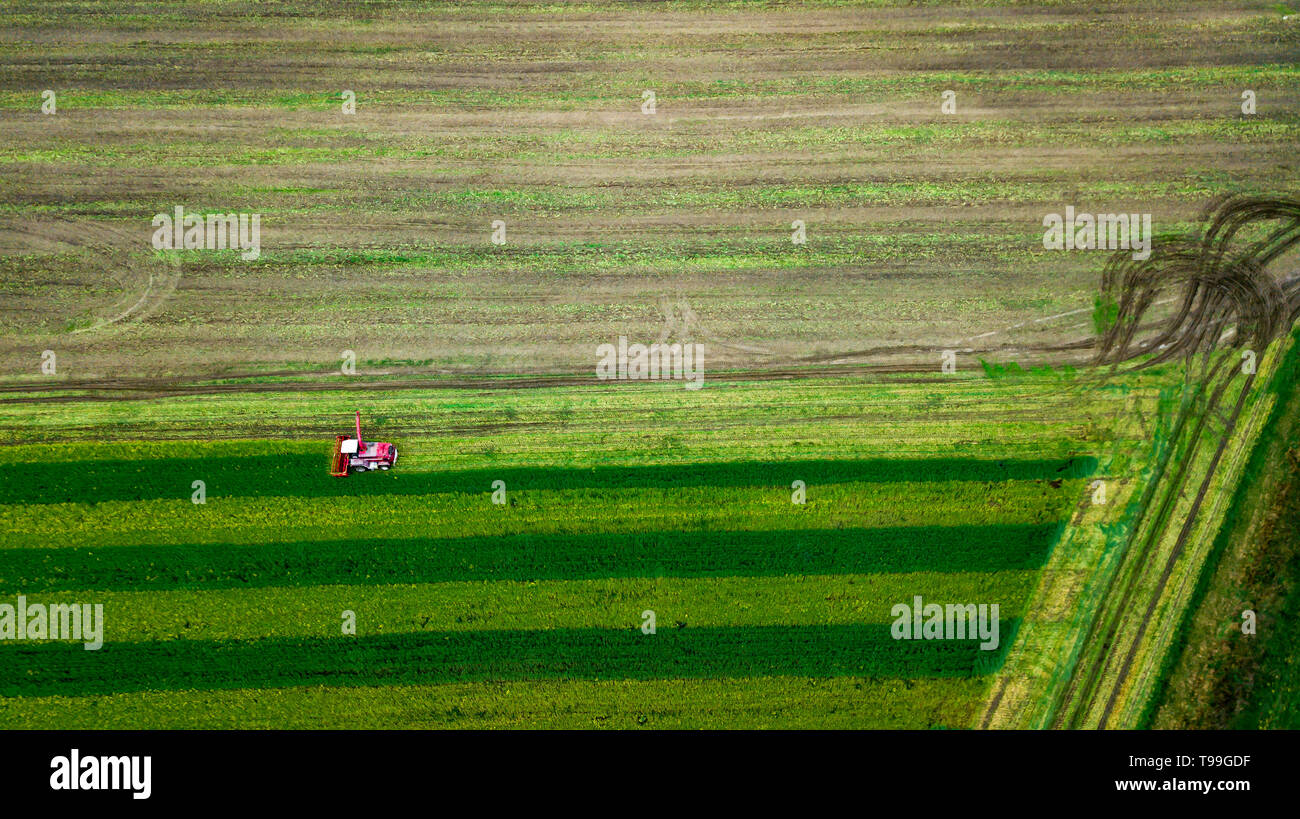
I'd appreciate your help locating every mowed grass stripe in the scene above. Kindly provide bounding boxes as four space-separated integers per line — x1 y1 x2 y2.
0 623 1020 698
0 480 1081 550
0 677 992 730
0 676 990 729
0 380 1135 458
0 455 1097 505
31 572 1038 641
0 523 1065 592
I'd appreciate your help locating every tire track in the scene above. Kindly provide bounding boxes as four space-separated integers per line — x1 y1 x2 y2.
1046 194 1300 729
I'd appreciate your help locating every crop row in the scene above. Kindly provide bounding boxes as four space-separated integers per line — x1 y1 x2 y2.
0 675 990 730
0 523 1066 592
0 376 1138 461
32 571 1037 641
0 63 1295 110
1 622 1021 698
0 480 1082 550
0 454 1097 506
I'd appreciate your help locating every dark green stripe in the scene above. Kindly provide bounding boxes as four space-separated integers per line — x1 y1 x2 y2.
1 523 1065 592
4 456 1097 505
0 622 1020 698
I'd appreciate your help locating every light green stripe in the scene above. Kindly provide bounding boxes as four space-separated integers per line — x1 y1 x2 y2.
4 571 1036 642
0 676 990 729
0 480 1081 549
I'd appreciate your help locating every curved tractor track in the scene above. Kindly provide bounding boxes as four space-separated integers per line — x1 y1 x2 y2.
1051 194 1300 729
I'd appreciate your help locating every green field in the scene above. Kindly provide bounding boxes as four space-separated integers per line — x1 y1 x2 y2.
0 373 1144 728
4 1 1299 378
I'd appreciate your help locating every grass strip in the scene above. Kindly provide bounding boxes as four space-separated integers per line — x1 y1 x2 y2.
2 455 1097 505
0 621 1020 698
0 523 1066 592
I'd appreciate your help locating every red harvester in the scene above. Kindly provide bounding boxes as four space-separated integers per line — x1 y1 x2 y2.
331 410 398 476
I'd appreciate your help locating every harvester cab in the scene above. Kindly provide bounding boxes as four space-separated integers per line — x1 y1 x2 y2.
331 411 398 476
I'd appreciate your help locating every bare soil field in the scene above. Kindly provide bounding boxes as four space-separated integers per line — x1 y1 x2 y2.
1 1 1297 381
